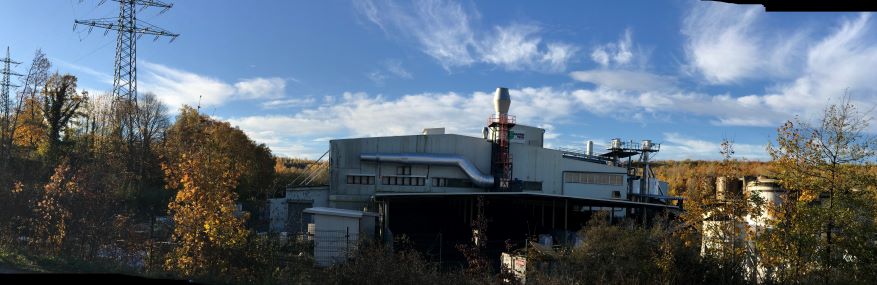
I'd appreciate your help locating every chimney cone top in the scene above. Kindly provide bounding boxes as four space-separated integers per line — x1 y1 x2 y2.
494 87 511 115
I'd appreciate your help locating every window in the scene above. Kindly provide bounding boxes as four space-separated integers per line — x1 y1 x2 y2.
382 176 425 186
346 175 374 185
432 178 473 188
396 165 412 175
564 172 623 186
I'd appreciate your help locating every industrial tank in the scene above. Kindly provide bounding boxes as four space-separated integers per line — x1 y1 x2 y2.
746 176 784 222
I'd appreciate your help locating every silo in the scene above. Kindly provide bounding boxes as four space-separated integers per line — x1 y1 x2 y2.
716 176 742 200
746 176 784 222
610 138 623 150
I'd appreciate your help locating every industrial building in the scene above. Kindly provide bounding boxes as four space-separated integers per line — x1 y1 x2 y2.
270 87 682 265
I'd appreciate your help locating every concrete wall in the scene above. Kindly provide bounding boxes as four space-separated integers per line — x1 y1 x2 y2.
268 186 328 232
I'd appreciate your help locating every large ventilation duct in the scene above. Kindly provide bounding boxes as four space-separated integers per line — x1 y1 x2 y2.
360 153 495 188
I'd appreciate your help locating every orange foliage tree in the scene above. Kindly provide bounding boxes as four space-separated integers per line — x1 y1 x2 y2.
162 106 252 277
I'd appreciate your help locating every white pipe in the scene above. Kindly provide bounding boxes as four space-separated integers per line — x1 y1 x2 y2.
360 153 495 188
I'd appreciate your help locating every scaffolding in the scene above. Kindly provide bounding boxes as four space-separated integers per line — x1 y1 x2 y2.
488 114 515 191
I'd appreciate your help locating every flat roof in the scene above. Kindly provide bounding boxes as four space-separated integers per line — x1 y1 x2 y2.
303 207 379 218
373 192 679 209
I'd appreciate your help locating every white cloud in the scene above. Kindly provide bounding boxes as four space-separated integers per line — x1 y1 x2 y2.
681 3 807 84
138 61 286 111
566 12 877 129
226 87 581 157
232 86 781 159
591 28 634 68
570 88 783 127
234 77 286 99
480 24 578 72
262 97 316 109
140 61 237 110
354 0 577 72
357 0 477 69
733 13 877 121
661 133 768 161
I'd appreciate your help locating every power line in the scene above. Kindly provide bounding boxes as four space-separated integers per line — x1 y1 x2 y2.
74 0 179 102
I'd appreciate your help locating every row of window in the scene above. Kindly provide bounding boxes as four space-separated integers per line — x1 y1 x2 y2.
346 175 469 187
382 176 426 186
350 172 624 187
346 175 375 185
563 172 624 186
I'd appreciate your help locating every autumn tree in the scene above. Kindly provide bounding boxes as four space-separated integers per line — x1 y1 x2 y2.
163 106 270 277
2 49 50 164
764 99 877 283
31 160 81 254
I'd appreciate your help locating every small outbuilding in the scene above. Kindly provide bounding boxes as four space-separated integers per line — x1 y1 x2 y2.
303 207 378 266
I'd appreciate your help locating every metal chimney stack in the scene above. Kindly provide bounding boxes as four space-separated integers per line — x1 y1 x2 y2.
494 87 511 116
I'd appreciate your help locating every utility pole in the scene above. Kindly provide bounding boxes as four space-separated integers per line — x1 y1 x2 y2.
0 47 22 159
74 0 179 102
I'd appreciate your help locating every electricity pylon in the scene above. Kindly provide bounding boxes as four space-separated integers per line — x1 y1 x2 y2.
1 47 22 133
74 0 179 102
1 47 22 161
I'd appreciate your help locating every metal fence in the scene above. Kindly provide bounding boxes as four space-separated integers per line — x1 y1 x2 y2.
312 228 359 267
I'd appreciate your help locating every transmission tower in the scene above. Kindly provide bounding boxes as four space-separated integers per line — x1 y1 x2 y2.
1 47 22 125
1 47 22 158
74 0 179 102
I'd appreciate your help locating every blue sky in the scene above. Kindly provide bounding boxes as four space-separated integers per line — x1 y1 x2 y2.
2 1 875 160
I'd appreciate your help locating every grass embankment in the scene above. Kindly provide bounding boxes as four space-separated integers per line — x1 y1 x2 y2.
0 244 138 274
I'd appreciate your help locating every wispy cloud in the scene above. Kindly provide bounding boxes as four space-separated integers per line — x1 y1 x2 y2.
569 11 877 129
590 28 635 68
226 87 581 157
385 59 413 79
354 0 577 72
53 59 114 85
368 59 413 85
227 86 781 159
138 61 287 111
681 3 807 84
661 133 768 161
234 77 286 99
480 24 578 72
261 97 316 109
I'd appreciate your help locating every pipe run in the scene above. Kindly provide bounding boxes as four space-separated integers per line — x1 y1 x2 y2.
360 152 495 188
